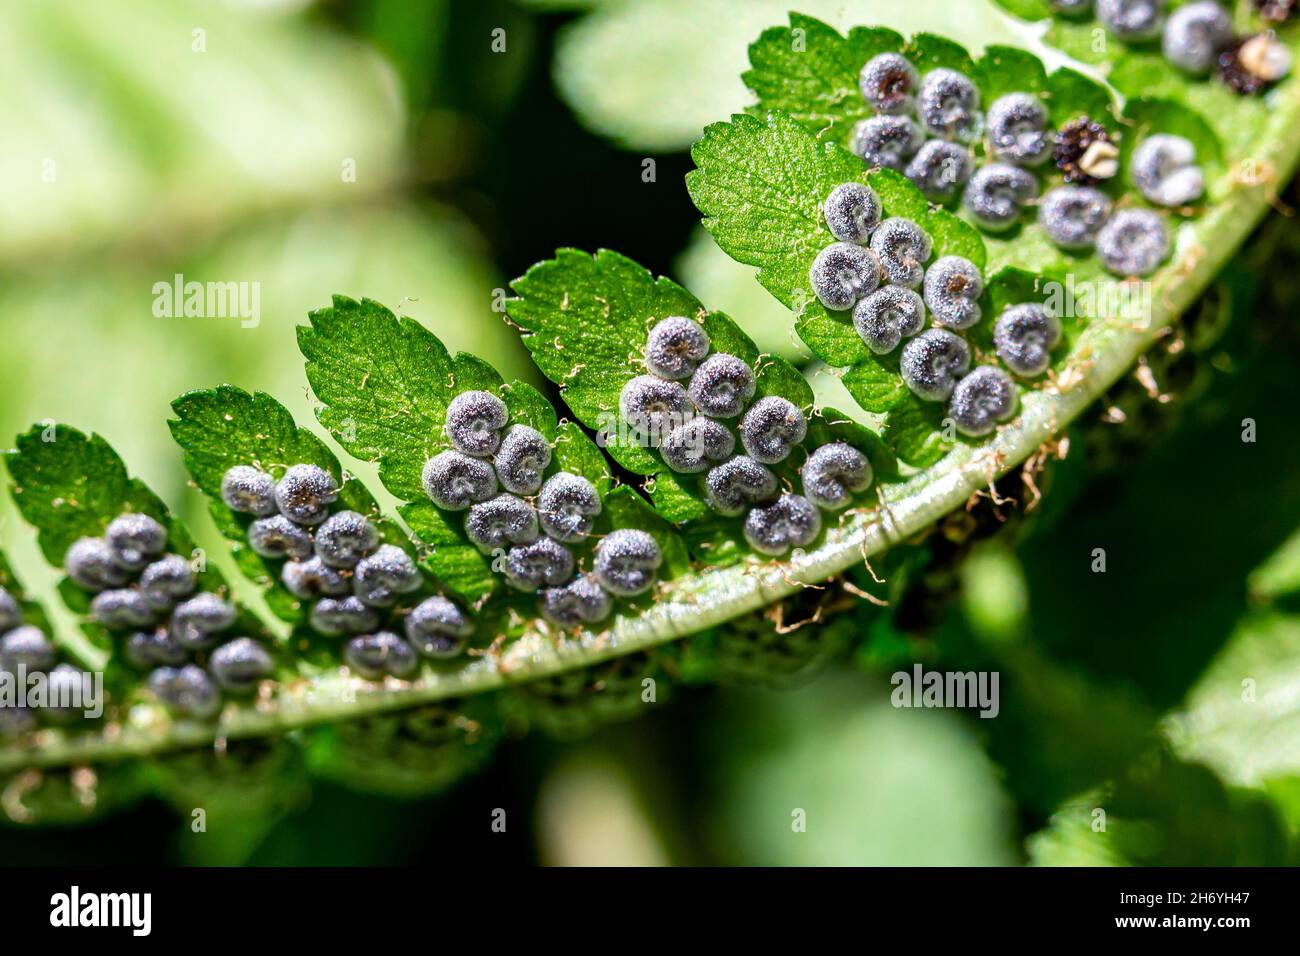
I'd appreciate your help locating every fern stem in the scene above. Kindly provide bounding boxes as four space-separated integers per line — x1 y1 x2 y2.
5 84 1300 774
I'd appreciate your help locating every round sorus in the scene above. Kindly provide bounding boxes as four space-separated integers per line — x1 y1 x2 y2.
993 304 1062 377
124 629 187 669
823 182 882 243
916 68 982 141
743 493 823 556
644 316 711 380
1162 2 1232 74
1038 185 1113 251
687 353 757 419
853 286 926 355
309 595 379 637
620 374 693 440
465 493 540 553
0 625 56 674
352 544 422 608
900 328 972 402
986 93 1052 166
1131 134 1204 207
905 141 973 201
282 556 350 600
344 632 418 680
504 537 575 592
148 664 222 720
1096 0 1166 41
314 510 380 569
801 442 873 511
963 163 1038 231
537 472 602 543
1095 208 1170 277
445 390 508 457
422 450 498 511
170 592 236 649
138 554 198 610
859 52 920 115
704 456 779 516
540 573 613 627
660 415 735 473
809 242 881 311
593 529 663 597
740 397 808 465
247 514 314 560
849 115 924 172
210 637 275 692
64 537 129 592
869 218 932 288
948 366 1018 436
105 512 167 571
90 588 156 630
274 464 338 526
494 424 552 495
220 465 278 516
405 596 473 659
922 256 984 330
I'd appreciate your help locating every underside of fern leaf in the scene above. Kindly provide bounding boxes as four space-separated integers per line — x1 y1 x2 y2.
3 10 1300 827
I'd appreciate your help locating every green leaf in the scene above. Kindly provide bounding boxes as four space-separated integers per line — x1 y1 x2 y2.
908 31 976 76
882 392 954 468
990 0 1052 18
688 111 986 370
0 550 52 636
742 13 1113 145
6 423 240 657
507 248 700 475
297 296 512 599
169 386 385 623
547 0 1032 153
1045 66 1117 129
690 110 869 315
648 470 711 524
841 357 908 414
1166 610 1300 790
742 15 903 140
7 425 170 567
299 295 503 502
508 248 807 524
973 44 1048 101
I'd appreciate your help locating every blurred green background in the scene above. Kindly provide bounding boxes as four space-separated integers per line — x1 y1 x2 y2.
2 0 1299 865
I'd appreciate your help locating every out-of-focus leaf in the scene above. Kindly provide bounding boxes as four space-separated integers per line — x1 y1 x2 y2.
708 673 1017 865
551 0 1033 151
0 0 403 263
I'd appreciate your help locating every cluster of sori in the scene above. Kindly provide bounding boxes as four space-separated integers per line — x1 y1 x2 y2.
423 393 664 626
0 586 85 736
223 463 473 680
63 512 267 719
816 181 1061 434
853 53 1044 229
1056 0 1293 96
852 53 1181 278
621 317 875 556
